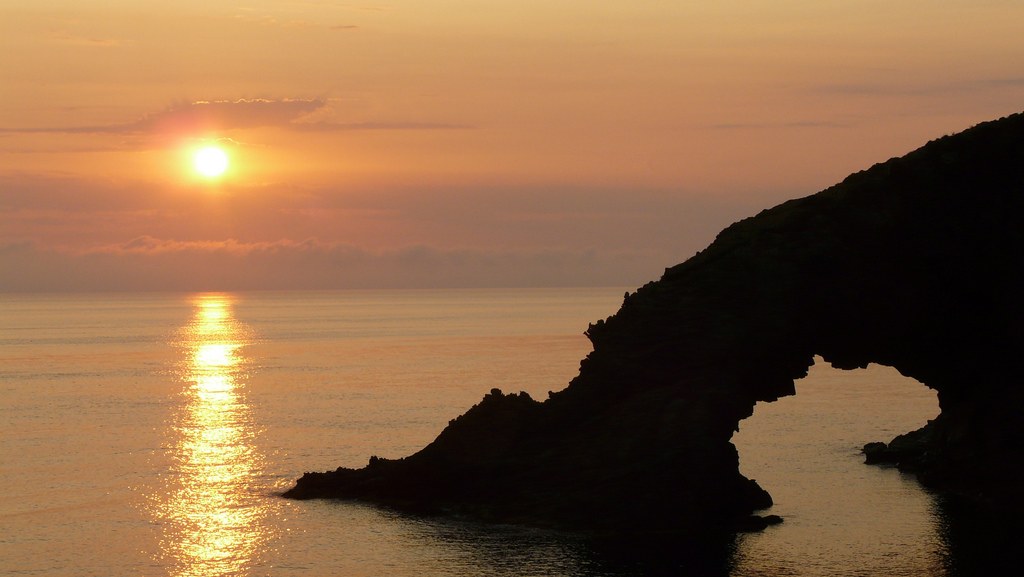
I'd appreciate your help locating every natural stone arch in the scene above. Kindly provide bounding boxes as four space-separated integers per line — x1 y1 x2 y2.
729 360 942 573
732 357 940 511
286 112 1024 535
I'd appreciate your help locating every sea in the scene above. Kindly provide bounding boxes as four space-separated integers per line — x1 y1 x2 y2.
0 289 1015 576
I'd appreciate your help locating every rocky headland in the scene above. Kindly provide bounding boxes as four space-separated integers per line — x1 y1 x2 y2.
285 112 1024 535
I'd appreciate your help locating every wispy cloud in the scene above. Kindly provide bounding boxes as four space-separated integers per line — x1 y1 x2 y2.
815 76 1024 97
86 236 324 256
0 237 664 292
48 31 127 48
0 98 324 135
703 119 851 130
0 98 469 135
291 120 473 131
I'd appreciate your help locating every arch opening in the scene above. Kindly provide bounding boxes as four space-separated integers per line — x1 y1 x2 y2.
731 356 942 574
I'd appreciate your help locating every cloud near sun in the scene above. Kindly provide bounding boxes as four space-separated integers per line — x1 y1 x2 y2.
90 236 323 256
0 236 661 292
0 98 469 137
0 98 323 136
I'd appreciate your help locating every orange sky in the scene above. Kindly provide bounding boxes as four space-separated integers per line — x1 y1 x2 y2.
2 1 1022 291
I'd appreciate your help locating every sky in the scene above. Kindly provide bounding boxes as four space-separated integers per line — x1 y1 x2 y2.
2 1 1022 292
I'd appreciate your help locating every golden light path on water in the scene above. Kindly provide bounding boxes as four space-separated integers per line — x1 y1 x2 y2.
151 294 272 576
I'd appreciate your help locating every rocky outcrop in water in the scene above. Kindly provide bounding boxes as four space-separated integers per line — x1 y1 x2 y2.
285 112 1024 534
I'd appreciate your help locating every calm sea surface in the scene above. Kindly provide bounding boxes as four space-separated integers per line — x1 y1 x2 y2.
0 289 1011 576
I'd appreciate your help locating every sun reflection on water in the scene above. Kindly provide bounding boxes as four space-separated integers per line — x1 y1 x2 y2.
152 294 272 577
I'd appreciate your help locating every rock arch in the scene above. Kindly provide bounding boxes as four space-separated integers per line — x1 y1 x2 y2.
733 358 939 514
730 361 942 572
286 112 1024 535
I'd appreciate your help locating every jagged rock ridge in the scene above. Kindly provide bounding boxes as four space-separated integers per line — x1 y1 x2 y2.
285 112 1024 534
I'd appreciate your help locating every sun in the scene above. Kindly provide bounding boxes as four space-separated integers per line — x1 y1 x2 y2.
193 146 229 178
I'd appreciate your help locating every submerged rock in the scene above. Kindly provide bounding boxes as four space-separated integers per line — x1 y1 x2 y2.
286 112 1024 534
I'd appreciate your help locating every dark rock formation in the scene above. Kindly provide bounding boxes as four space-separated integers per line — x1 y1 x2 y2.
863 420 936 467
285 112 1024 534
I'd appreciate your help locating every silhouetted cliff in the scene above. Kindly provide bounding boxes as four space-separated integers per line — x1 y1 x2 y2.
285 112 1024 535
